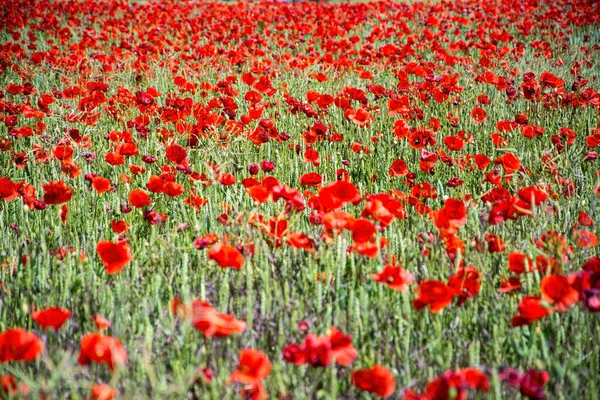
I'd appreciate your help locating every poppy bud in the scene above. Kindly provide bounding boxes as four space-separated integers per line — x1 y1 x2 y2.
248 163 260 175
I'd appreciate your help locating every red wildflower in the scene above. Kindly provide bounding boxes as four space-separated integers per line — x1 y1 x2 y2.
31 307 71 331
508 252 533 275
208 243 244 269
540 275 579 312
78 333 127 371
511 296 552 327
351 365 396 398
329 327 357 366
229 349 271 384
42 180 73 205
92 177 113 194
372 264 413 292
0 329 44 362
128 189 152 208
171 298 246 337
165 143 187 164
96 240 133 274
90 384 118 400
0 178 18 201
299 172 322 187
413 280 454 313
448 266 481 306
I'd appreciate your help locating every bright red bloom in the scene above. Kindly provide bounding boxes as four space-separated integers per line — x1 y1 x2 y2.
448 266 481 306
31 307 71 331
165 143 187 164
283 327 355 368
229 349 271 384
299 172 322 186
96 240 133 274
0 329 44 362
499 276 522 293
92 177 113 194
301 334 332 367
511 296 552 327
329 327 357 366
413 280 454 313
78 333 127 371
434 198 467 233
540 275 579 312
351 365 396 398
0 178 19 201
389 158 408 177
128 189 152 208
171 298 246 337
508 252 533 275
208 243 244 269
286 232 316 252
90 384 118 400
372 264 413 292
42 180 73 205
110 219 130 234
318 180 362 210
350 218 376 243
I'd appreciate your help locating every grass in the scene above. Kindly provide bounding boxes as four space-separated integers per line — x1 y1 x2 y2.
0 0 599 398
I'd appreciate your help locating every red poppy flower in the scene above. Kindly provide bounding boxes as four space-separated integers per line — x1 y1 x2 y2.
0 329 44 362
172 298 246 337
299 172 322 187
78 333 127 371
447 266 481 306
302 334 333 367
128 189 152 208
389 158 408 177
92 177 113 194
31 307 71 331
96 240 133 274
229 349 271 384
413 280 454 313
329 327 357 367
350 218 376 243
208 243 244 269
508 252 533 275
372 264 413 292
499 276 522 293
165 143 187 164
318 180 362 210
42 180 73 205
351 365 395 398
434 198 467 232
110 219 130 234
286 232 315 252
0 178 19 201
511 296 552 327
90 384 118 400
540 275 579 312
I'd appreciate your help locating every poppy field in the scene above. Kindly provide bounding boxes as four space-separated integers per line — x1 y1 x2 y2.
1 0 600 398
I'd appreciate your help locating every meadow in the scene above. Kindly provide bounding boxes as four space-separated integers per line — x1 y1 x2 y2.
1 0 599 398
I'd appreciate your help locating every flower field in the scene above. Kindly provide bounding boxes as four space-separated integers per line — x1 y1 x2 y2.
1 0 600 398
